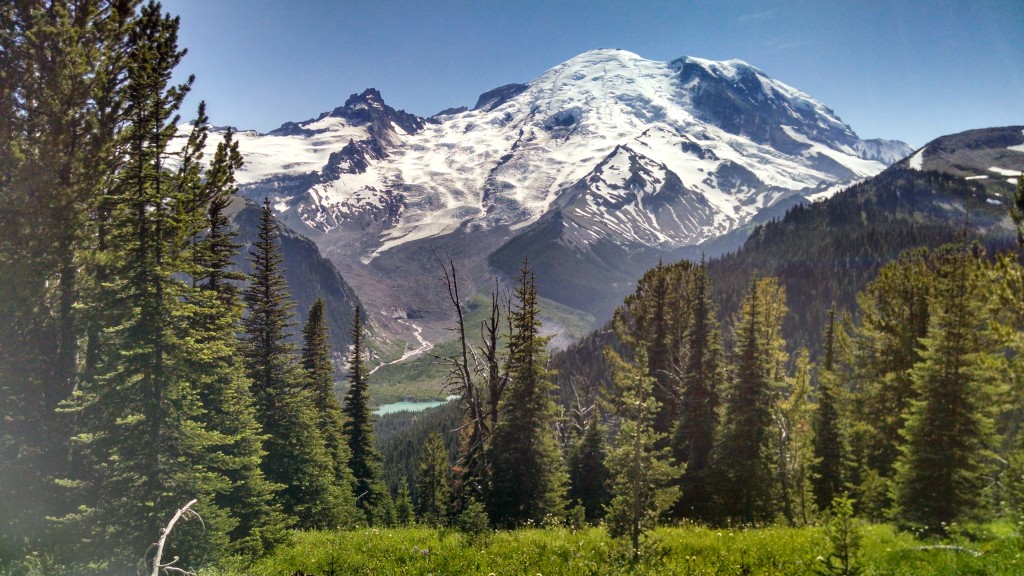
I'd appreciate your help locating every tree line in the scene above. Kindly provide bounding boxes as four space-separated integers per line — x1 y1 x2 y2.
422 174 1024 559
0 2 391 572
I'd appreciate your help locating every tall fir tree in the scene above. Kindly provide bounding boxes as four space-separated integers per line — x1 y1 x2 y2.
301 298 360 527
812 305 846 511
672 259 724 520
58 5 245 568
567 412 611 524
241 199 347 530
714 276 788 523
0 0 139 552
847 248 933 517
415 432 452 527
487 259 567 527
892 245 997 533
615 262 692 438
604 347 681 559
184 130 289 556
341 307 391 525
991 251 1024 518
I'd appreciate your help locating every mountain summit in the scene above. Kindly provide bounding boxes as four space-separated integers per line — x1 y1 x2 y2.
189 49 912 325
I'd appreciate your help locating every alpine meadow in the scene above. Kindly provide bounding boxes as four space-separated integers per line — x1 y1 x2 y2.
3 2 1024 575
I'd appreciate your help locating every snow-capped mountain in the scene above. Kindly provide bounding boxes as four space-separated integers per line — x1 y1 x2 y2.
188 49 912 327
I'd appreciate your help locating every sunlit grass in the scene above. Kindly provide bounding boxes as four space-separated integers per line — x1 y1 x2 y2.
201 522 1024 576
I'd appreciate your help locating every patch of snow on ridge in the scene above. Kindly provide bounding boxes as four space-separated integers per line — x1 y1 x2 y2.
990 166 1022 177
1009 129 1024 153
908 148 925 170
806 181 859 203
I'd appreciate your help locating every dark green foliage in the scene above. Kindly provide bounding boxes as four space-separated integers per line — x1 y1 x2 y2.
812 307 846 511
845 248 934 517
415 432 452 527
891 245 996 533
456 498 492 538
241 200 347 530
707 168 1012 357
395 480 414 526
672 259 725 520
232 203 361 376
302 299 359 527
488 260 567 527
714 276 787 523
341 308 390 525
56 5 245 567
184 130 288 557
0 0 139 553
622 262 681 436
604 347 681 559
376 401 462 499
567 413 611 524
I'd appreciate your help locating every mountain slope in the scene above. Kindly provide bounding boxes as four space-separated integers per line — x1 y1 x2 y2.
188 49 911 332
550 126 1022 398
900 125 1024 195
230 199 364 372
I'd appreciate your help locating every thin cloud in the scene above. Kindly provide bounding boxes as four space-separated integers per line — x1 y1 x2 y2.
739 10 775 23
765 39 810 52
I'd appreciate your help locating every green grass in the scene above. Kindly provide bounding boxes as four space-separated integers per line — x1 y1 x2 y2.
201 522 1024 576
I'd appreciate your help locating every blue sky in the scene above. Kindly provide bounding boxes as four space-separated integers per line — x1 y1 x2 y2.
163 0 1022 148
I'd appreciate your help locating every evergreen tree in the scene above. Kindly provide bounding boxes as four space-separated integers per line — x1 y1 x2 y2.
415 432 452 527
0 0 139 553
714 276 787 523
604 347 681 560
57 6 244 567
813 306 846 511
395 480 414 526
302 298 359 526
186 131 288 556
241 199 346 530
892 246 997 533
488 259 567 527
777 350 817 525
847 249 933 517
567 413 611 524
991 253 1024 517
615 262 692 437
672 259 724 520
341 307 390 525
818 495 863 576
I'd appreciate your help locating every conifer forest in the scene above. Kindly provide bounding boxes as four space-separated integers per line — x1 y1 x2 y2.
3 2 1024 574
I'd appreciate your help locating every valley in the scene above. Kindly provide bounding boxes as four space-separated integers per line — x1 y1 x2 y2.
186 50 914 350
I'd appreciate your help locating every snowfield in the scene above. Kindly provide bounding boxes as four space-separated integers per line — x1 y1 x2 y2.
178 49 910 259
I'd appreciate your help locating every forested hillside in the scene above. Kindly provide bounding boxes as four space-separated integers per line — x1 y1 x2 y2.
552 165 1016 396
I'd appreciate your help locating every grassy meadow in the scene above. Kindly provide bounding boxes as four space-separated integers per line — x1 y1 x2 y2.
202 522 1024 576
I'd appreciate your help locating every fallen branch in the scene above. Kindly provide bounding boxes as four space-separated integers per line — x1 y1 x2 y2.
149 498 201 576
